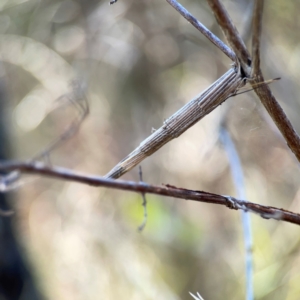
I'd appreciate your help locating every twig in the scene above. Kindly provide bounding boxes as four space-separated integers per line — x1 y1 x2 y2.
138 166 147 231
206 0 251 74
251 0 264 77
165 0 236 62
105 66 244 179
206 0 300 166
1 160 300 226
250 71 300 163
220 127 253 300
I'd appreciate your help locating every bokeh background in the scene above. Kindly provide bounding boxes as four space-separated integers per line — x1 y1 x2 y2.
1 0 300 299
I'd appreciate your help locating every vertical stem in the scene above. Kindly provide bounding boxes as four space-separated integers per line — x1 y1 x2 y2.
251 0 264 77
220 127 253 300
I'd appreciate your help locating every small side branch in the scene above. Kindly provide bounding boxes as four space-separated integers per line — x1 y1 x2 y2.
138 166 147 231
250 70 300 163
1 161 300 226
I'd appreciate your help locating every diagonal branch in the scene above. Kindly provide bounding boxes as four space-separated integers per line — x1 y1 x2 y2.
105 67 243 178
251 0 264 76
166 0 236 61
206 0 251 74
250 70 300 163
105 0 300 178
1 160 300 226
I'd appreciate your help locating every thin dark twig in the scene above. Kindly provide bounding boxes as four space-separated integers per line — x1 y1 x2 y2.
232 77 280 97
138 166 147 231
251 70 300 163
1 161 300 226
165 0 236 62
251 0 264 77
206 0 251 73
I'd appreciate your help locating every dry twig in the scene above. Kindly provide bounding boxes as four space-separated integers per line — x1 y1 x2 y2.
105 66 244 178
1 161 300 226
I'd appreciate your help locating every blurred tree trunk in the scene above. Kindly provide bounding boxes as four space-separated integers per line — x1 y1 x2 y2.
0 77 43 300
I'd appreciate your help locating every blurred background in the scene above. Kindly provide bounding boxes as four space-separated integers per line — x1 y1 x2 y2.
0 0 300 299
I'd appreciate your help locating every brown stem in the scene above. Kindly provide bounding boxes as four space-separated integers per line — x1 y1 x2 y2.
1 161 300 226
250 70 300 162
206 0 251 73
251 0 264 76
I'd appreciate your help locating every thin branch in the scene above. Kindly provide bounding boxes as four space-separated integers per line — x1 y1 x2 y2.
105 67 243 179
220 127 253 300
1 161 300 226
206 0 251 74
165 0 236 62
138 166 147 231
251 0 264 76
250 71 300 163
32 80 89 161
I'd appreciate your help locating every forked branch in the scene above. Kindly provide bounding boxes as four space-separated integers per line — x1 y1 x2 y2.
206 0 300 164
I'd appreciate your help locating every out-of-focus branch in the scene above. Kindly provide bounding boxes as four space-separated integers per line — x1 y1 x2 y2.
206 0 251 74
206 0 300 166
165 0 236 62
251 0 264 77
220 127 253 300
1 161 300 226
138 166 147 231
33 80 89 161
